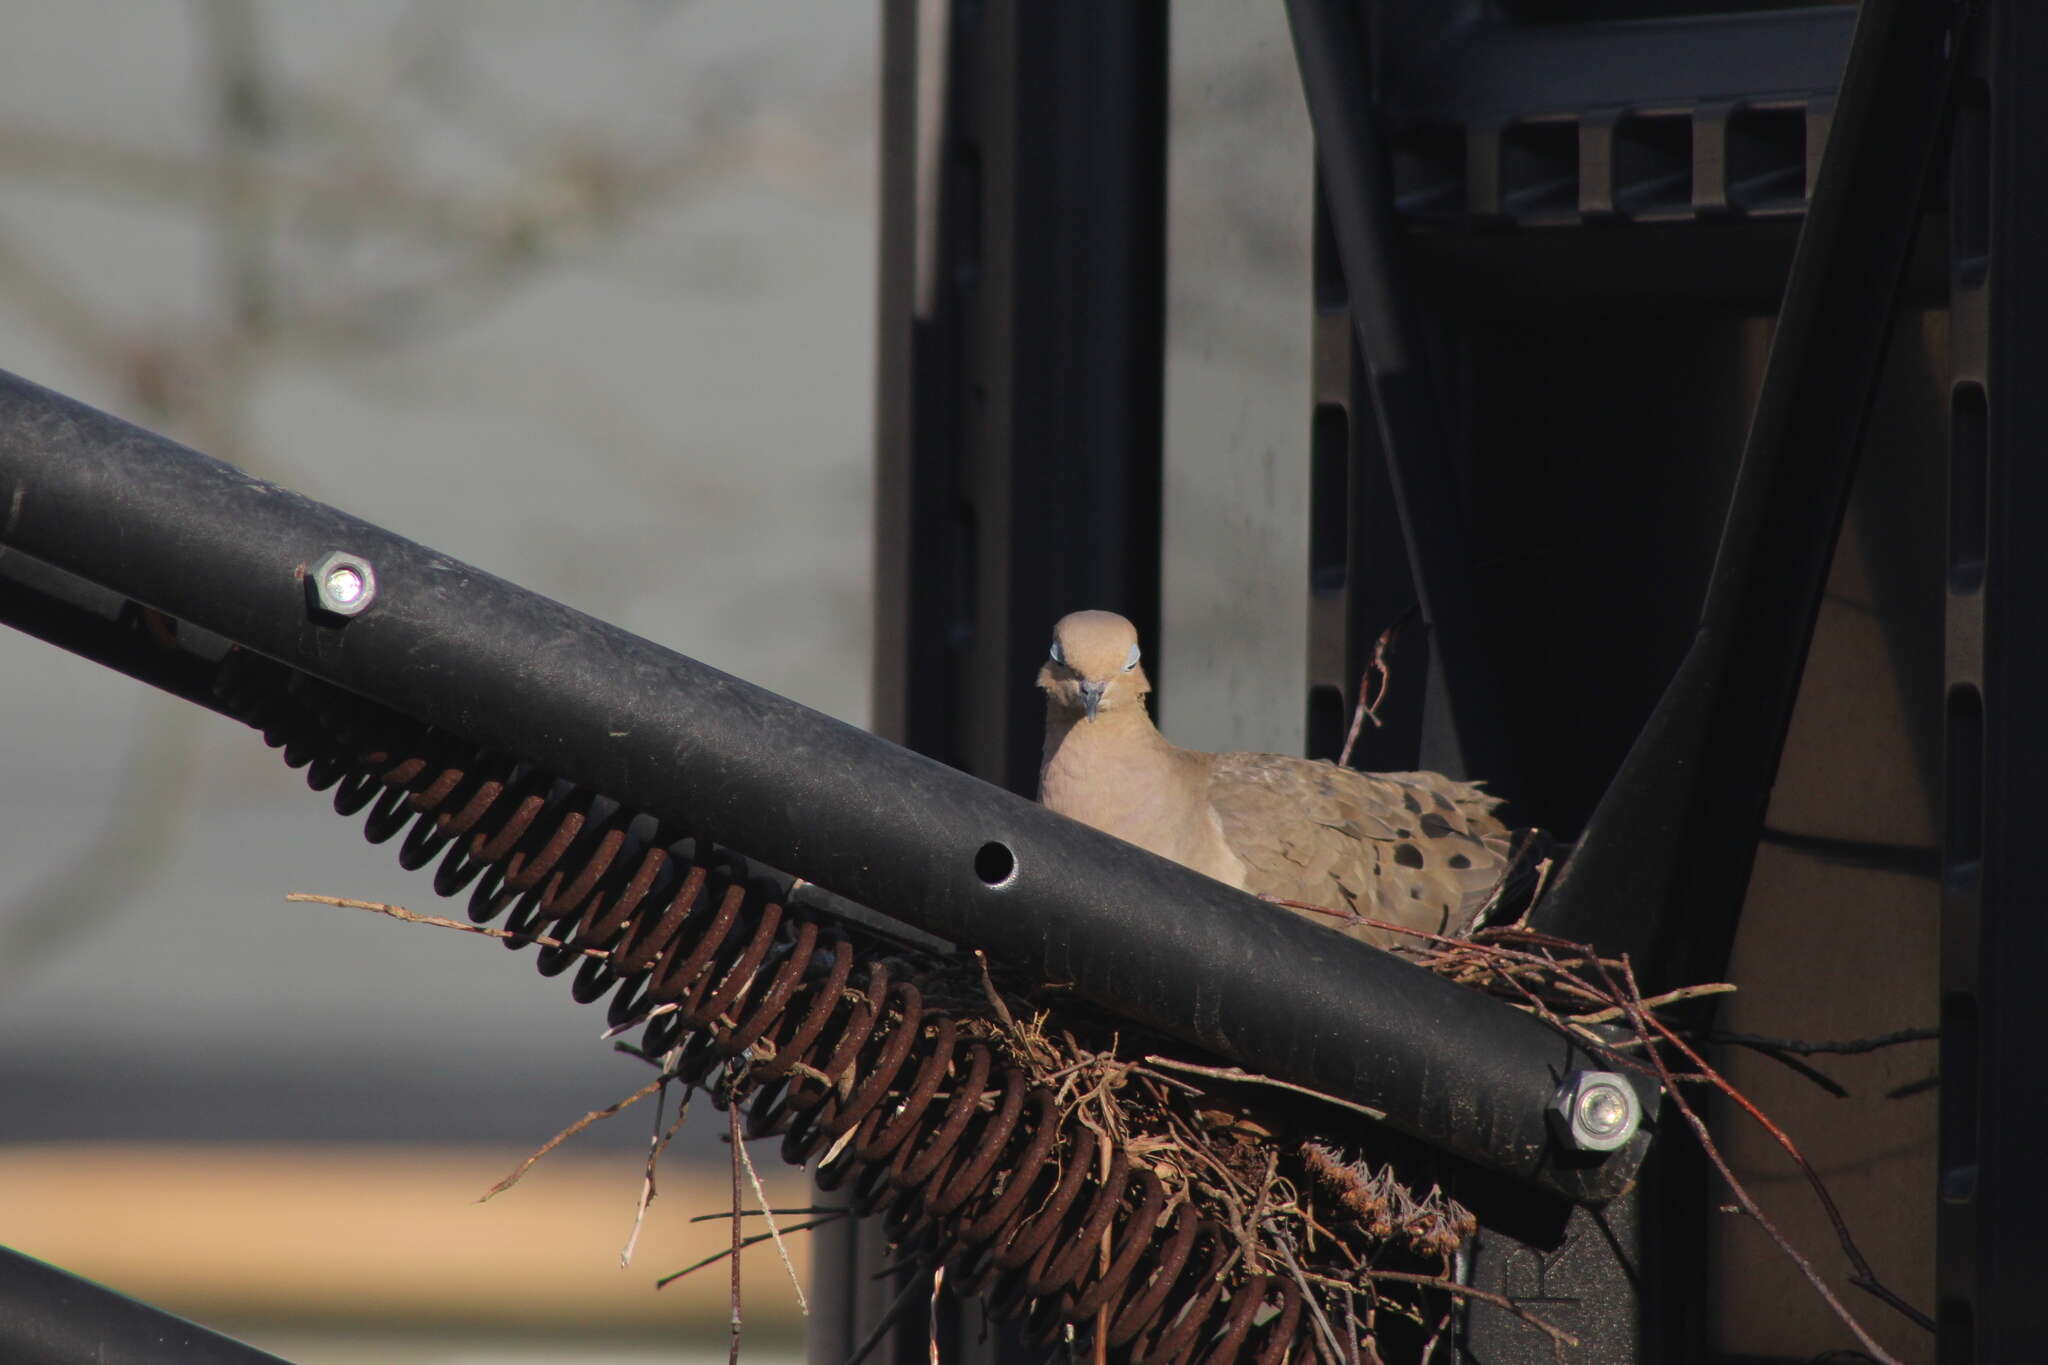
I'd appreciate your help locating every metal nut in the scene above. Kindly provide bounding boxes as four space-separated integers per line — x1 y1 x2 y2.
1548 1070 1642 1153
308 551 377 619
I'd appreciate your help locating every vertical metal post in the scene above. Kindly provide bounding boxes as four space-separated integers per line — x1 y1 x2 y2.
1941 3 2048 1357
873 0 1166 796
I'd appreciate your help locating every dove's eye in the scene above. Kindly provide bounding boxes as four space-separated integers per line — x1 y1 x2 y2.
1122 644 1140 671
1050 640 1066 667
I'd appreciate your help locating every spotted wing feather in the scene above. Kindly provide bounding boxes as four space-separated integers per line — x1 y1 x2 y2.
1206 756 1513 947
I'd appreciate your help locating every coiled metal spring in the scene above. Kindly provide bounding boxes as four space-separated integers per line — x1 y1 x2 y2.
214 651 1308 1365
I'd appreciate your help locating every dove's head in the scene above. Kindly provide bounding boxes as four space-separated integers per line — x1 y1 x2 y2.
1039 610 1150 722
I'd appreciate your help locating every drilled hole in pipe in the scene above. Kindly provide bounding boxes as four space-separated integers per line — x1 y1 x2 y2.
974 841 1017 888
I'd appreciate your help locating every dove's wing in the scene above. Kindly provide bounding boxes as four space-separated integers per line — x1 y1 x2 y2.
1206 757 1513 946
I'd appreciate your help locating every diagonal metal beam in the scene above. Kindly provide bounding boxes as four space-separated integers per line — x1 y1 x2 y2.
1531 0 1977 990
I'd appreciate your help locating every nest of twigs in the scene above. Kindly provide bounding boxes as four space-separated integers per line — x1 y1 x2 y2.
916 938 1487 1361
294 865 1922 1365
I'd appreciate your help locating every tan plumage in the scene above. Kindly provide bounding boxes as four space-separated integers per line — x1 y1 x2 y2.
1037 610 1514 948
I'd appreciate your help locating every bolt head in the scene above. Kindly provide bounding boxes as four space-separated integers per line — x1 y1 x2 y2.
309 551 377 618
1548 1070 1642 1153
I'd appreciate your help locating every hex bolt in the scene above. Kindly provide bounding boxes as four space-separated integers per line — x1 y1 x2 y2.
308 551 377 619
1548 1070 1642 1153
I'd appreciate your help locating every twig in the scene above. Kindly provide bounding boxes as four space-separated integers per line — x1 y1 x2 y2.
1886 1073 1939 1100
1509 856 1555 930
480 1078 664 1201
1719 1044 1852 1099
836 1269 932 1365
285 892 611 963
1610 962 1931 1334
1337 623 1399 768
977 949 1055 1069
1605 958 1914 1359
689 1206 838 1222
1569 981 1736 1025
1270 1237 1349 1365
1707 1026 1938 1057
728 1095 743 1365
737 1122 809 1314
1141 1056 1387 1122
1308 1269 1578 1362
931 1265 947 1365
655 1215 847 1286
621 1079 691 1268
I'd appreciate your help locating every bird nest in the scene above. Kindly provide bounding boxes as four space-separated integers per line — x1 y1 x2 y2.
294 876 1917 1365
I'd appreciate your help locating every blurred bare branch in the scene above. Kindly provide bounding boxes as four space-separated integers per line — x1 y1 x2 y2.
0 0 751 984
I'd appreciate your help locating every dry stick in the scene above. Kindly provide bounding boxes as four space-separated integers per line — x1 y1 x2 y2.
1308 1269 1577 1362
1417 1295 1455 1365
1337 624 1399 768
1605 958 1934 1337
1600 961 1909 1362
1270 1236 1349 1365
1567 981 1737 1024
728 1096 743 1365
975 949 1054 1070
620 1078 670 1268
1708 1026 1939 1056
838 1270 933 1365
1141 1055 1388 1122
622 1086 694 1266
285 892 614 963
1243 1149 1281 1273
735 1122 809 1314
1708 1040 1852 1100
656 1215 848 1286
480 1077 665 1201
930 1265 947 1365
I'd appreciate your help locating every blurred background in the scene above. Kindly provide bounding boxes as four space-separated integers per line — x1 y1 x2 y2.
0 3 1314 1361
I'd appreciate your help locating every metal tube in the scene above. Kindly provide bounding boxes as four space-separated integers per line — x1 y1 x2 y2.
0 1245 292 1365
0 369 1642 1199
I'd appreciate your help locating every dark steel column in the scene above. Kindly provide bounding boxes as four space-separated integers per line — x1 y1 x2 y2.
1941 2 2048 1357
872 0 1165 796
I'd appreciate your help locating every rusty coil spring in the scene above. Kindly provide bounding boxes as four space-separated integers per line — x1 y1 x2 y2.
214 652 1309 1365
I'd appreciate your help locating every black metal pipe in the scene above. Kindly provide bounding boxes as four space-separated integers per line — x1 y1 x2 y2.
0 369 1640 1199
0 1245 292 1365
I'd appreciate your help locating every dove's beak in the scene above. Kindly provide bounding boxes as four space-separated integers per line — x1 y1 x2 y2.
1080 681 1106 721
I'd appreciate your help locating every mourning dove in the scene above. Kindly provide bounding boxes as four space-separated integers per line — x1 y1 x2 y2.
1036 610 1517 948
